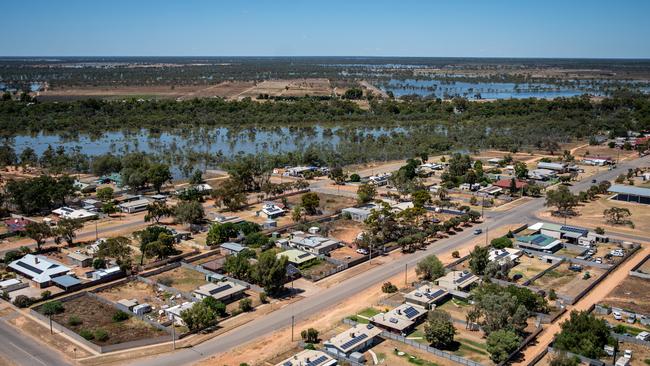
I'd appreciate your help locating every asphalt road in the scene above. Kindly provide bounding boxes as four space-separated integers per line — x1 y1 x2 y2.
0 316 72 366
130 154 650 366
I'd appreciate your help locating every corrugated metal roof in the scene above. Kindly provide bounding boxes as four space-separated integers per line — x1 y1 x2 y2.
609 184 650 197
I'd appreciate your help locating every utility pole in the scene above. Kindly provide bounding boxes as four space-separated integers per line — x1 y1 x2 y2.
172 323 176 350
404 263 408 286
485 226 489 246
291 315 295 342
49 314 53 334
481 196 485 218
95 220 99 241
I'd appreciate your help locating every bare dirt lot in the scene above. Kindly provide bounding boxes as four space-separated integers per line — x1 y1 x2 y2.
531 263 605 299
602 275 650 314
238 78 334 99
327 219 364 244
43 293 165 345
149 266 207 292
510 256 554 283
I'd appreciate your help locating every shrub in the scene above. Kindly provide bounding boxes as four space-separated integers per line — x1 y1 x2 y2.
452 250 460 258
94 329 109 342
41 301 65 315
381 282 398 293
304 343 316 350
40 290 52 299
80 329 94 340
342 211 352 220
549 289 558 301
349 173 361 182
583 272 591 280
68 316 82 326
490 237 512 249
239 298 253 312
259 292 268 304
112 310 130 322
13 295 32 308
92 258 106 269
157 276 173 287
202 297 227 317
301 327 319 343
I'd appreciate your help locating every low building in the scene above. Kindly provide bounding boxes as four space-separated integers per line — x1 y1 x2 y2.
493 179 528 190
116 299 139 312
342 203 380 222
201 257 226 274
52 207 97 220
8 254 71 288
193 280 247 303
583 156 614 166
52 275 82 291
288 232 340 255
91 266 123 281
67 252 93 267
260 203 285 219
370 303 428 335
515 233 563 252
537 162 567 172
608 185 650 205
118 198 151 213
212 214 244 224
275 349 337 366
3 217 30 234
277 249 317 266
166 301 196 325
404 284 449 309
324 323 382 357
488 248 522 264
527 222 598 245
0 278 28 292
220 242 247 256
528 169 557 181
435 271 479 292
478 185 503 196
195 183 212 192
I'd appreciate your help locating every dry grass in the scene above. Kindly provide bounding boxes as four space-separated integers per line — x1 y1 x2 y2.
531 263 605 298
602 275 650 315
149 266 207 292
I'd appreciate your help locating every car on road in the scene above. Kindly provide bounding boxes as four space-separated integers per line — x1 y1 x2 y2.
592 179 597 183
473 229 483 235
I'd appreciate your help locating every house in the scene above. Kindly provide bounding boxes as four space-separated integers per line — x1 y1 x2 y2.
116 299 139 312
368 173 390 186
487 157 503 165
435 270 479 292
212 214 244 224
67 252 93 267
493 179 528 191
194 183 212 192
342 203 380 222
288 232 340 255
537 162 567 172
52 207 97 220
52 275 82 291
260 203 285 219
515 233 563 252
404 284 449 309
391 201 414 212
81 198 102 211
166 301 196 325
150 194 167 202
275 349 337 366
3 217 30 233
220 242 247 256
459 183 481 191
478 185 503 196
583 156 614 166
324 323 382 357
118 198 151 213
193 280 247 303
114 194 140 204
526 222 603 245
8 254 71 288
608 185 650 205
0 278 28 292
528 169 557 181
370 303 427 335
286 166 315 177
91 266 123 281
277 249 317 266
262 219 278 230
488 248 522 264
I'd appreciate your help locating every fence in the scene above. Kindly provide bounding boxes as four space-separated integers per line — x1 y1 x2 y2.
179 261 259 292
139 249 200 271
137 275 196 301
612 332 650 347
546 347 606 366
380 330 485 366
629 253 650 279
498 326 543 366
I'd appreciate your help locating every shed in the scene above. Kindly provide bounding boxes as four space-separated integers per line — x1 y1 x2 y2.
133 303 152 315
52 275 82 291
67 252 93 268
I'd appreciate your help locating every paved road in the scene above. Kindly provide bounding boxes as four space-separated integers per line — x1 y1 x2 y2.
0 316 72 366
129 155 650 366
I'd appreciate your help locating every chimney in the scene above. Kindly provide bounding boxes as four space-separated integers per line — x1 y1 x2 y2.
34 257 39 264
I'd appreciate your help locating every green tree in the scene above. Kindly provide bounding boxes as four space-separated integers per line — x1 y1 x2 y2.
486 329 522 363
490 237 512 249
25 221 53 251
514 161 529 179
174 201 205 226
136 226 175 265
145 201 173 224
424 310 456 349
148 163 172 193
254 251 288 296
469 246 490 275
189 170 204 185
239 298 253 312
416 255 446 281
554 311 613 359
211 178 248 211
96 187 114 202
97 236 133 270
328 167 347 185
356 183 377 204
54 218 84 246
301 192 320 215
202 297 227 317
223 251 254 280
349 173 361 182
102 202 118 216
206 223 239 246
180 301 217 332
549 352 579 366
301 328 319 343
545 185 578 216
41 301 65 316
243 232 270 248
412 190 432 209
603 207 633 227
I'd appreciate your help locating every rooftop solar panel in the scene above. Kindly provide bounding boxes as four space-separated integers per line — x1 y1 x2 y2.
340 333 368 350
424 289 446 300
560 226 588 235
403 306 419 319
455 272 474 284
306 355 329 366
531 236 547 245
298 253 311 259
16 261 43 274
208 284 232 295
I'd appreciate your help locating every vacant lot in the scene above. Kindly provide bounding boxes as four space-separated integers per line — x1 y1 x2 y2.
531 263 604 299
372 338 457 366
95 280 184 323
41 294 165 345
300 260 339 280
329 245 365 262
637 256 650 274
556 196 650 236
602 275 650 315
408 319 492 365
327 219 365 245
285 192 357 216
150 266 207 292
238 78 333 98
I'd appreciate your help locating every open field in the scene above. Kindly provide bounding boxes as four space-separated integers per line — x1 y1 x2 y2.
327 219 364 244
238 78 334 98
602 275 650 315
408 320 492 365
42 293 165 345
531 263 605 299
150 266 207 292
329 245 365 262
95 280 183 323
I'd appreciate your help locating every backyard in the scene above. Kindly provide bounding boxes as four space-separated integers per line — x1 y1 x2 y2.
602 275 650 315
150 266 208 292
530 263 605 299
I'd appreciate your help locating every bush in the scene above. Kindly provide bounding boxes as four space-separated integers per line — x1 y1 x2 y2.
549 289 558 301
342 211 352 220
68 316 82 326
41 301 65 315
80 329 94 340
41 290 52 299
202 297 227 317
239 298 253 312
304 342 316 350
452 250 460 258
583 272 591 280
157 276 173 287
259 292 268 304
490 237 512 249
92 258 106 269
94 329 109 342
112 310 130 322
381 282 398 293
594 227 605 235
349 173 361 182
13 295 32 308
301 327 319 343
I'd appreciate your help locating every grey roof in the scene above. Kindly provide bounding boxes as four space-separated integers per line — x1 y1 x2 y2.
52 275 81 288
609 184 650 198
220 242 245 252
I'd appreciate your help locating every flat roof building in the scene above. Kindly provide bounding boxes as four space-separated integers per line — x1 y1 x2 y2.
67 252 93 268
118 198 151 213
342 203 380 222
608 185 650 205
193 281 247 303
275 350 337 366
220 242 247 256
370 303 427 335
288 232 340 255
488 248 522 265
324 323 382 357
277 249 317 266
435 270 479 292
52 207 97 220
404 284 449 309
515 234 563 252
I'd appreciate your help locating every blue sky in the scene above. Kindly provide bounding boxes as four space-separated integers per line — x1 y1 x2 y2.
2 0 649 58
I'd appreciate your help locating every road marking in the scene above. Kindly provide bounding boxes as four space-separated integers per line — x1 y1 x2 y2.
8 341 47 366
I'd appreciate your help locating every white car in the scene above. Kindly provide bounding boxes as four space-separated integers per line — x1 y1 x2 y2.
624 349 633 359
356 248 369 255
614 311 622 320
636 331 650 341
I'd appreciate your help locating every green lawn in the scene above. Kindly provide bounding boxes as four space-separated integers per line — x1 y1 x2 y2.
346 307 381 324
393 349 440 366
613 323 650 336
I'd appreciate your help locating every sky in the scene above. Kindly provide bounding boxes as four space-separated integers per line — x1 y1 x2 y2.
2 0 650 58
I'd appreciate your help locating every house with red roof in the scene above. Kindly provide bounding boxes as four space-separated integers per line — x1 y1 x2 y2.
493 179 528 190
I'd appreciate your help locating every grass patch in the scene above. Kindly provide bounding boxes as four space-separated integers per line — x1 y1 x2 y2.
393 349 439 366
613 323 648 336
358 307 381 318
458 338 487 350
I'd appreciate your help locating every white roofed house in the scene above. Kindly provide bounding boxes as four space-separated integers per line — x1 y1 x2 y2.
260 203 285 219
324 323 382 357
404 284 449 309
536 162 567 172
52 207 97 220
435 270 479 292
288 232 340 255
193 280 248 303
118 198 151 214
275 350 337 366
165 301 196 325
369 303 428 335
488 248 522 265
8 254 71 288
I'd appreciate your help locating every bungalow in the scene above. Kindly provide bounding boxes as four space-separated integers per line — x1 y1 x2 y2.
528 169 557 181
67 252 93 267
150 194 167 202
118 198 151 214
493 179 528 191
435 270 479 292
404 284 449 309
526 222 601 245
52 207 97 220
8 254 71 288
515 233 563 253
277 249 317 266
459 183 481 191
288 232 340 255
488 248 522 265
368 174 389 186
478 185 503 197
391 201 414 213
193 280 247 303
275 349 337 366
370 303 428 335
583 156 614 166
195 183 212 192
324 323 382 357
81 198 102 211
212 214 244 224
537 162 567 172
286 166 316 177
220 242 247 256
260 203 285 219
342 203 380 222
166 301 196 325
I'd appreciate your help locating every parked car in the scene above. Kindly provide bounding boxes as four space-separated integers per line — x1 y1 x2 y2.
356 248 368 255
569 264 583 272
473 229 483 235
614 311 622 320
624 349 633 359
627 314 636 324
636 331 650 341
